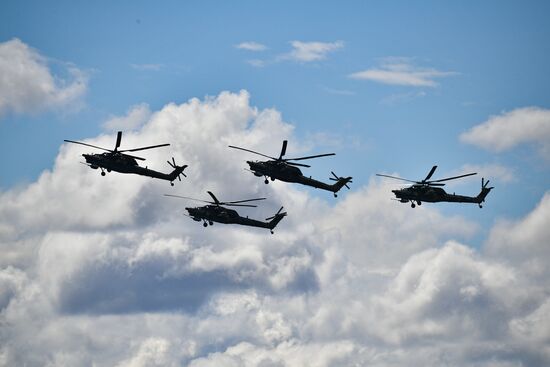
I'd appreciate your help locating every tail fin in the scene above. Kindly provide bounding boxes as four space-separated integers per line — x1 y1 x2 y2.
476 178 494 206
329 171 353 195
266 207 287 231
167 157 187 183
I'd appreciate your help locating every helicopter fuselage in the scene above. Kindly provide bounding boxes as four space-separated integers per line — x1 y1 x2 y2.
82 153 185 184
246 160 349 194
392 184 491 207
83 153 138 171
185 205 282 231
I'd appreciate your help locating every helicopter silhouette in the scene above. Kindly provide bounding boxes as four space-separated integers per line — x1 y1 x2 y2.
164 191 286 234
376 165 493 208
228 140 352 197
64 131 187 186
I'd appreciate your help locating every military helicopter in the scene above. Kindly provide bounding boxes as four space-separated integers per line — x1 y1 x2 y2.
376 165 494 208
228 140 352 197
64 131 187 186
164 191 286 234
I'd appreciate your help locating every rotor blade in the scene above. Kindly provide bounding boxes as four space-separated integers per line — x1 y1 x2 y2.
287 162 311 168
426 183 446 186
224 197 267 204
115 131 122 151
222 203 258 208
429 172 477 183
119 143 170 152
121 153 146 161
207 191 221 205
376 173 418 183
278 140 288 160
286 153 335 161
423 165 438 182
163 194 213 204
266 206 285 221
228 145 277 160
64 140 113 152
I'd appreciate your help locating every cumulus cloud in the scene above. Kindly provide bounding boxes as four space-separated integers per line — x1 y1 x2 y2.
0 90 549 366
349 58 456 87
485 191 550 280
283 40 344 62
235 42 268 52
103 103 152 131
460 107 550 158
0 38 88 117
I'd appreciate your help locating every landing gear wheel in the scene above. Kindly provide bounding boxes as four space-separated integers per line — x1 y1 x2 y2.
479 204 483 208
170 182 174 186
209 221 213 225
270 230 274 234
264 179 269 184
101 171 106 176
411 203 416 208
271 177 275 181
334 193 338 198
417 201 421 206
203 222 208 227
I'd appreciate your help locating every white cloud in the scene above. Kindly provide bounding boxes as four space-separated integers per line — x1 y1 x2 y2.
368 242 523 344
103 103 152 131
115 338 176 367
283 40 344 62
188 340 356 367
235 42 267 52
485 191 550 280
0 38 88 117
349 59 456 87
460 107 550 157
0 91 549 366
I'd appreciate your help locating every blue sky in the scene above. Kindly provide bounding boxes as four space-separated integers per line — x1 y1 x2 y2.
2 1 549 214
1 1 550 366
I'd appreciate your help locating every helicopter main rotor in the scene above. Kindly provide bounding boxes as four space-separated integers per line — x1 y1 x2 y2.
64 131 170 161
164 191 267 208
229 140 335 168
376 165 477 187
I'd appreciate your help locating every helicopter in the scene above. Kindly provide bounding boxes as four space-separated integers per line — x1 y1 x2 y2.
164 191 287 234
376 165 494 208
64 131 187 186
228 140 352 197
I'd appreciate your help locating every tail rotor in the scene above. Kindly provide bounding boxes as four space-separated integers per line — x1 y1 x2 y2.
266 206 286 221
477 178 494 208
168 157 187 181
330 171 352 189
